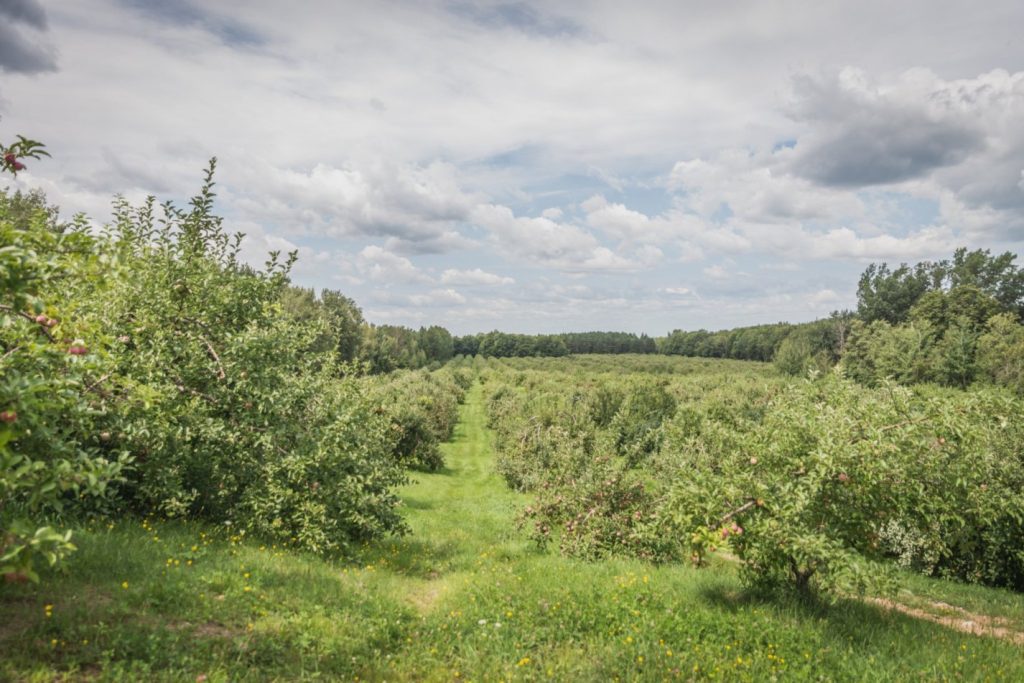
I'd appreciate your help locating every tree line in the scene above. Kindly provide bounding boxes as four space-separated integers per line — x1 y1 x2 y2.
656 248 1024 393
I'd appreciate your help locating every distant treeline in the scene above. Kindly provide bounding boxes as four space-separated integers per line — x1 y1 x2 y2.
278 290 657 372
454 330 656 358
659 247 1024 393
281 246 1024 392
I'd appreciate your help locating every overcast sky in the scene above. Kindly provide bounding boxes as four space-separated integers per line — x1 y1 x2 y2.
2 0 1023 334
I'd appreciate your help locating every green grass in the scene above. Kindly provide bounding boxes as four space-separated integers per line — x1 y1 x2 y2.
2 383 1023 681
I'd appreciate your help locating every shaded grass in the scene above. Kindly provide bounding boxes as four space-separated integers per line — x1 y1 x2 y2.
2 383 1023 681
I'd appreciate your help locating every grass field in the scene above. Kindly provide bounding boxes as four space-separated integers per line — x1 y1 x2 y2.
2 382 1023 681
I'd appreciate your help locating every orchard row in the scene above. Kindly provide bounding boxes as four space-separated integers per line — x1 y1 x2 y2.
481 355 1024 594
0 167 466 582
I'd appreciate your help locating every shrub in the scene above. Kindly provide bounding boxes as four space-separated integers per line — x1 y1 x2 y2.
661 373 1024 593
1 188 127 581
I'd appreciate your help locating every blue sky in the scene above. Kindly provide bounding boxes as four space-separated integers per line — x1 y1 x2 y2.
2 0 1023 334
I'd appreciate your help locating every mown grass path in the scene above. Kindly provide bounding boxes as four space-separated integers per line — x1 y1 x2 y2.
3 382 1024 681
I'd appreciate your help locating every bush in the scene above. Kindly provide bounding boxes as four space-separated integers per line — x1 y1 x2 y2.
1 190 127 581
3 159 414 562
976 313 1024 393
660 373 1024 593
371 369 465 471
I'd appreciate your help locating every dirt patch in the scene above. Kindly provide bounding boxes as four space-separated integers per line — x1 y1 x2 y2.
406 579 448 614
865 596 1024 645
161 618 239 640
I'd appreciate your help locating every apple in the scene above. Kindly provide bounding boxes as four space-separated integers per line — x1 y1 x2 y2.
0 410 16 423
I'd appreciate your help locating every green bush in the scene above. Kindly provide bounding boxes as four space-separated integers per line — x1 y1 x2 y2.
661 373 1024 593
1 189 128 581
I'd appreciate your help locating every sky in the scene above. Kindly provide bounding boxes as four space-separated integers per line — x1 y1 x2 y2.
2 0 1023 335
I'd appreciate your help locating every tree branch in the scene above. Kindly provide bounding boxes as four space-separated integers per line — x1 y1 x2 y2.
0 305 55 342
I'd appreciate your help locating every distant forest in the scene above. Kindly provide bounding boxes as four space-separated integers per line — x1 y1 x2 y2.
278 245 1024 393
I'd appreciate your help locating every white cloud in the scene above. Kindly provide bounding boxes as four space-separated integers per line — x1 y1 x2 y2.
440 268 515 286
703 264 732 280
807 288 841 306
356 245 431 284
470 203 647 272
408 288 467 306
3 1 1023 334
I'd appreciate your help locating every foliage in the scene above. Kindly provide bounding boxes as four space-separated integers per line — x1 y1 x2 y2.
1 148 433 565
369 368 466 471
857 261 940 325
1 189 128 581
1 135 50 176
665 373 1024 593
484 355 1024 596
841 320 938 386
5 404 1024 681
976 313 1024 394
279 286 365 363
854 248 1024 326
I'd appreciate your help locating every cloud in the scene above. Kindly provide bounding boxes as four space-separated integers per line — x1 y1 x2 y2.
471 203 624 271
119 0 264 47
447 2 584 38
785 68 986 187
0 0 47 28
807 288 840 306
781 68 1024 239
0 0 56 73
408 288 467 306
231 159 480 252
356 245 432 284
670 150 865 224
703 264 732 280
440 268 515 286
5 2 1024 335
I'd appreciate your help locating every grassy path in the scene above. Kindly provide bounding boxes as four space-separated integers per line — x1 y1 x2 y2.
3 382 1024 681
360 382 532 615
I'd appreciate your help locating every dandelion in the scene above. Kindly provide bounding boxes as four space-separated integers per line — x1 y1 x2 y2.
121 581 129 589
